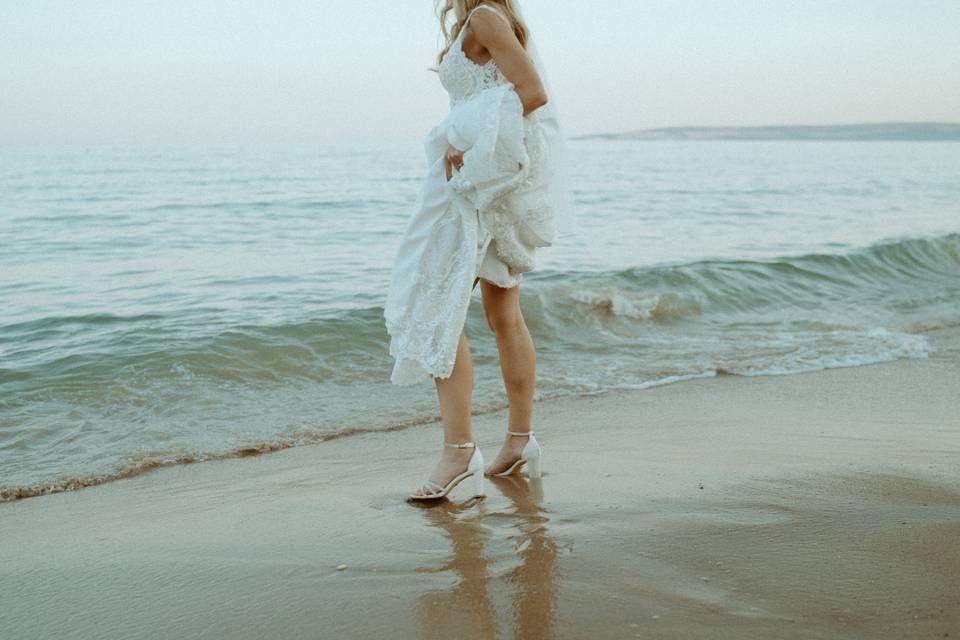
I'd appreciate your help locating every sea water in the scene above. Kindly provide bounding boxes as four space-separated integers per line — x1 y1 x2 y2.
1 140 958 498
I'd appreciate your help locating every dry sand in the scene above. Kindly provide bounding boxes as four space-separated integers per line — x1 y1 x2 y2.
2 328 958 640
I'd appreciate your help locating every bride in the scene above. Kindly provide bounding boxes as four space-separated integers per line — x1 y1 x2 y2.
384 0 566 501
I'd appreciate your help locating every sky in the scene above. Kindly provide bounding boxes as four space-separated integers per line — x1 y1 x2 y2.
1 0 959 144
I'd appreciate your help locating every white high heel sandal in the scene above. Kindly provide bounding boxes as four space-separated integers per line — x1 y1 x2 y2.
486 431 542 479
408 441 485 501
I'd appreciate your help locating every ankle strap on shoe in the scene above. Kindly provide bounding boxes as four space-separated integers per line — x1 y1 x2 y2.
507 431 533 436
444 441 476 448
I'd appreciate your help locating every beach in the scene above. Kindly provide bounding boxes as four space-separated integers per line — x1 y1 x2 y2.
3 325 957 639
4 2 959 636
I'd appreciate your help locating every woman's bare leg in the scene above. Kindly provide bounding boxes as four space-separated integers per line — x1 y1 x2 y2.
480 280 536 473
410 330 476 497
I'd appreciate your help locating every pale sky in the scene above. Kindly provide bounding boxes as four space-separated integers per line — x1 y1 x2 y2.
2 0 959 144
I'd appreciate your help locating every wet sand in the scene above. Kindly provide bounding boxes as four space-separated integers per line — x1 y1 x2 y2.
2 327 958 639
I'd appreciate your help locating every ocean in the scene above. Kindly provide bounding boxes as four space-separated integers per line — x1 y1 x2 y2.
1 140 958 500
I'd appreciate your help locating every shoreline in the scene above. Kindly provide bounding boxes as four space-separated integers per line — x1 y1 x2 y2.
2 323 950 504
2 327 958 638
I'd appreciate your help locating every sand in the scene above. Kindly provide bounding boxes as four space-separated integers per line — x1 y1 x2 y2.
2 327 958 640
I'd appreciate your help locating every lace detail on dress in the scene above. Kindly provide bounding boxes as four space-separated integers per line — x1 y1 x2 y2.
438 6 510 109
385 194 477 385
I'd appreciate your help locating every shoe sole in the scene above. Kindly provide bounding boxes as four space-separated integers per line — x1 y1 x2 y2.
488 458 526 477
408 470 484 501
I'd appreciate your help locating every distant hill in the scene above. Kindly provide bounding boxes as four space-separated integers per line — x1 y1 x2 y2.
575 122 960 141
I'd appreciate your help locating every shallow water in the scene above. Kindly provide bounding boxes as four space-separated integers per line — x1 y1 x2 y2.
1 140 958 497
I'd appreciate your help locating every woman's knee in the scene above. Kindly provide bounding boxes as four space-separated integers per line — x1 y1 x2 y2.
481 281 523 333
483 300 522 336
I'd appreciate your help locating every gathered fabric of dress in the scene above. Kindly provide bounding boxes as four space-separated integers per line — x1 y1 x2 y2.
384 3 559 386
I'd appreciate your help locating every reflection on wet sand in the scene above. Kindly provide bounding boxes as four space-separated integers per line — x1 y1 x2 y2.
412 477 559 640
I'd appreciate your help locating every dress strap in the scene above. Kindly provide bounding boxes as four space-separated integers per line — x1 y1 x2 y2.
466 4 512 30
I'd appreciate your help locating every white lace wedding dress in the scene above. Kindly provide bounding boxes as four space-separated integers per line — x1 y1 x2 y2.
383 4 559 386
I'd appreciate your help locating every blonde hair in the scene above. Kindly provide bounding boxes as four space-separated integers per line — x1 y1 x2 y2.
435 0 528 66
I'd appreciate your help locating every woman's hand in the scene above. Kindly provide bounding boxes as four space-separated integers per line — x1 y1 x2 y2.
466 10 548 116
444 144 465 181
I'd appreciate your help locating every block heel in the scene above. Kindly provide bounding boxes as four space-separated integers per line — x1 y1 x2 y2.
486 430 543 478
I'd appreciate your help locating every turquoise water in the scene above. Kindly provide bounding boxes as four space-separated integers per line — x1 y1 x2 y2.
1 140 958 499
